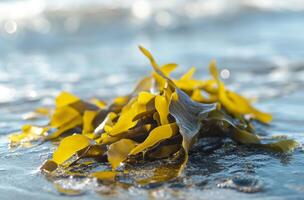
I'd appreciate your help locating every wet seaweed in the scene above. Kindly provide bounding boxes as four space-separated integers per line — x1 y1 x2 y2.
9 46 298 192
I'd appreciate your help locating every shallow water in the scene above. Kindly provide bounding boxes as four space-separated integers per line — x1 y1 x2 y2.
0 0 304 199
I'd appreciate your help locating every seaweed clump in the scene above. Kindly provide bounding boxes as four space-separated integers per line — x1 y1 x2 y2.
9 46 298 185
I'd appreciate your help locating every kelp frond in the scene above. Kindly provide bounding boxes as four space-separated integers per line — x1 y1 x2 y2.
10 46 298 187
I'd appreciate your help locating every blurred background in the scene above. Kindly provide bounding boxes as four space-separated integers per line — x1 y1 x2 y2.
1 0 304 103
1 0 304 199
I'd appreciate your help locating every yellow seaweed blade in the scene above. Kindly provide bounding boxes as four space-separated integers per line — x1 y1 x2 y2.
9 125 48 147
209 60 220 80
180 67 196 80
153 64 178 90
161 63 178 76
262 139 298 153
35 107 52 116
133 76 153 94
47 116 82 140
90 98 106 109
232 129 261 144
178 139 190 176
101 124 151 145
82 110 98 134
55 92 80 107
173 67 206 91
23 107 53 120
107 139 137 169
191 89 205 102
108 98 151 136
94 112 118 135
113 96 129 105
104 125 113 133
50 106 80 128
138 45 168 90
253 111 272 124
227 91 272 123
40 160 58 173
209 61 272 123
138 45 176 90
209 61 238 114
94 133 107 144
52 134 91 164
91 171 116 182
119 97 137 114
130 123 178 155
174 79 205 91
98 133 117 145
201 79 218 94
138 46 159 70
80 144 105 158
147 143 181 159
155 95 169 125
152 71 167 91
106 108 138 136
137 92 155 105
94 112 117 134
191 89 217 103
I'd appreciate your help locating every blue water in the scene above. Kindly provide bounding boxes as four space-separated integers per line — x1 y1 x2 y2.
0 1 304 199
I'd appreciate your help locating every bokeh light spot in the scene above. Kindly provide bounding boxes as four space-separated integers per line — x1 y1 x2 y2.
4 20 18 34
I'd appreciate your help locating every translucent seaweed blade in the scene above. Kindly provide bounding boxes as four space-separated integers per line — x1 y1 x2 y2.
169 89 217 144
52 134 92 165
129 123 178 155
169 88 217 174
107 139 137 169
138 45 176 90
